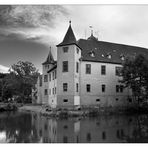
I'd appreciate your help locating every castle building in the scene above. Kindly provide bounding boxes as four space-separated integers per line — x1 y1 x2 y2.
35 21 148 108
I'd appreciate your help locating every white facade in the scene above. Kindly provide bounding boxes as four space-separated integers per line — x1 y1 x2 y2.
80 61 131 107
35 23 137 108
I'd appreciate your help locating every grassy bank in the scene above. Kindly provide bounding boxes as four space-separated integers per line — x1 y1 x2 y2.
19 104 148 118
0 103 21 112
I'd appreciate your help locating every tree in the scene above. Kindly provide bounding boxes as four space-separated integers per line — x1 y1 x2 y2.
2 61 40 103
0 73 8 101
121 54 148 104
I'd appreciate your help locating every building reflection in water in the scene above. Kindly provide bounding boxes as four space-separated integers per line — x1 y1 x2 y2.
31 113 145 143
1 111 148 143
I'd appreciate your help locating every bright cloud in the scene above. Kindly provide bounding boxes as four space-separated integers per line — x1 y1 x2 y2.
0 65 9 73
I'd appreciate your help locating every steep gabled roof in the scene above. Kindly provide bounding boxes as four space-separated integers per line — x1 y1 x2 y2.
77 35 148 64
42 49 55 65
57 22 77 47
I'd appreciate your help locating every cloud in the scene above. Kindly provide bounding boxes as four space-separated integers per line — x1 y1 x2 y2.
0 5 69 45
0 65 9 73
0 5 68 28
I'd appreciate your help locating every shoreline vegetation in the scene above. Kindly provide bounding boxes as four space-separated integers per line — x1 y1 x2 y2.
1 103 148 118
19 104 148 118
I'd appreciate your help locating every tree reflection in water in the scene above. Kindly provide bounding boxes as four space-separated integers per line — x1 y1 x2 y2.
0 112 148 143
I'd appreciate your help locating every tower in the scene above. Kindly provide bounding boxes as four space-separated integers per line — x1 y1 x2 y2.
56 21 82 108
42 47 55 73
42 47 56 104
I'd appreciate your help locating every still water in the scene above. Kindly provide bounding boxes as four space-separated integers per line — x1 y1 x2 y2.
0 111 148 143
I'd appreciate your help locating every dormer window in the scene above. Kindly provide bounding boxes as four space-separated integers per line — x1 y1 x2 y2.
102 54 104 57
120 54 125 61
89 51 95 57
91 52 95 57
63 47 69 53
107 53 112 59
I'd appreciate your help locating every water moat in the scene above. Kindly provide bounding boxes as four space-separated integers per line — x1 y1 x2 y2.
0 111 148 143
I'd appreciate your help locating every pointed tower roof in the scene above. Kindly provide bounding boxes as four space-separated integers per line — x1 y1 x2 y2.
57 21 77 47
42 47 55 65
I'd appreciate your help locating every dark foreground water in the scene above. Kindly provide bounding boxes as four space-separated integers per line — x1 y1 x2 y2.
0 111 148 143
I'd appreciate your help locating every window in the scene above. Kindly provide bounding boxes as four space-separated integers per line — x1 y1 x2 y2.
107 54 112 59
116 85 124 93
44 89 48 95
76 62 79 73
39 77 42 86
96 99 100 102
86 64 91 74
76 83 79 92
77 48 79 54
116 85 120 93
90 51 95 57
63 83 68 92
49 89 51 95
49 73 51 81
63 99 68 102
102 131 106 140
115 67 122 76
53 88 54 95
101 65 106 75
63 136 68 143
63 125 68 129
52 71 54 80
120 85 124 93
102 84 106 92
39 129 42 137
63 47 68 53
55 87 56 94
44 75 48 82
55 70 57 79
44 124 48 130
86 84 91 92
116 130 120 138
63 61 68 72
86 133 91 142
116 98 119 101
128 97 132 103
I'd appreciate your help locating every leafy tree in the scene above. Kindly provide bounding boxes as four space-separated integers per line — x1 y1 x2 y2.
1 61 39 103
121 54 148 104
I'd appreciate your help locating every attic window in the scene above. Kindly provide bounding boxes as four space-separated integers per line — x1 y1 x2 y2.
107 53 112 59
89 51 95 57
102 54 105 57
120 54 125 61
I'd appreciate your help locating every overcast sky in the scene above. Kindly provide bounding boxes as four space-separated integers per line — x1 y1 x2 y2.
1 5 148 73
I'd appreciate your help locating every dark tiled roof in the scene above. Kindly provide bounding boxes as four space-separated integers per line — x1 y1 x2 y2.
57 24 77 47
47 64 57 73
42 49 55 65
77 35 148 64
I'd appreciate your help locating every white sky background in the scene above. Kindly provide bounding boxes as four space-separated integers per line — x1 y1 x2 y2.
1 2 148 72
56 5 148 48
